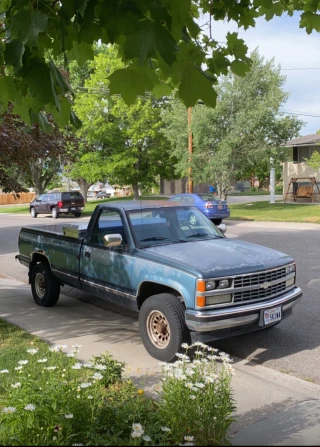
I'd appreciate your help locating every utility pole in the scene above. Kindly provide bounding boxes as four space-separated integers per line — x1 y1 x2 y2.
188 106 193 193
270 157 275 204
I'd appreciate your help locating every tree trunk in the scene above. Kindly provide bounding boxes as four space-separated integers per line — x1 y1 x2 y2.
77 178 92 203
132 183 140 200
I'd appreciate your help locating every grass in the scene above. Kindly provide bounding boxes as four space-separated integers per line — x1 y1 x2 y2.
0 195 168 215
228 201 320 223
230 190 282 196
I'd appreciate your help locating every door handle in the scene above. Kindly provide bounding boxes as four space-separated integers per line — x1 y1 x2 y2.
85 251 90 258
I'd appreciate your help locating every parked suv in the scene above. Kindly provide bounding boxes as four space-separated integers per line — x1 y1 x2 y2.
96 190 111 199
30 191 85 219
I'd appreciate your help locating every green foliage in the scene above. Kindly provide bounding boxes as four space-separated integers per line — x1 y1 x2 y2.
0 0 316 128
305 150 320 170
162 50 303 198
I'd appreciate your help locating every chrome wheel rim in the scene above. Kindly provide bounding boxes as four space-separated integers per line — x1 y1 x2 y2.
146 310 170 349
35 273 45 298
31 209 35 216
52 209 56 218
189 214 197 225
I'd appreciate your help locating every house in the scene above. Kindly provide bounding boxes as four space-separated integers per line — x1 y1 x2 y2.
283 134 320 202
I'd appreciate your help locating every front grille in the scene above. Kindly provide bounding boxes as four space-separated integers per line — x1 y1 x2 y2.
234 266 287 288
234 282 287 303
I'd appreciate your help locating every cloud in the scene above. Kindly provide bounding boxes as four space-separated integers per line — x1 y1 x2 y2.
199 13 320 135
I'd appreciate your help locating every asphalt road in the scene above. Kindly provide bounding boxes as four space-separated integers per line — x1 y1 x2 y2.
1 212 320 384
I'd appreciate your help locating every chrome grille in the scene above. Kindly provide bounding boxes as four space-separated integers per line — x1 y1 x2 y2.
234 282 286 303
234 267 287 288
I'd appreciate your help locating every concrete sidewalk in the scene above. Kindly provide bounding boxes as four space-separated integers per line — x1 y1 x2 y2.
1 277 320 445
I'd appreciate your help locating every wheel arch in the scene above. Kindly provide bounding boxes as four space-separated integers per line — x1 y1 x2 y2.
29 252 51 281
136 281 186 310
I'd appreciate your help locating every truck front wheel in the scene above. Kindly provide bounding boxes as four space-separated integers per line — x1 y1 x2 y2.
139 293 190 362
31 262 60 307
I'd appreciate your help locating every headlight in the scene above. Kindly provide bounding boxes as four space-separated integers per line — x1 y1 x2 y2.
206 280 216 290
217 279 230 289
286 264 296 275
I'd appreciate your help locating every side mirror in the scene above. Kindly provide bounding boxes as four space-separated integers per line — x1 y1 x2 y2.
103 234 122 247
217 223 227 234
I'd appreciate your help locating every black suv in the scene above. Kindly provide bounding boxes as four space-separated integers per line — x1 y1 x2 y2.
30 191 85 219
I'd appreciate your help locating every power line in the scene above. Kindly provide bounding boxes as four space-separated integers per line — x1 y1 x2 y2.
281 67 320 71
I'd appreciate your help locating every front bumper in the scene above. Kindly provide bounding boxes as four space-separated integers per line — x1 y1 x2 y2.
185 287 302 332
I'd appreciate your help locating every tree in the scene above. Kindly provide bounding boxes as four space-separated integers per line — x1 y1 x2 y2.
0 1 318 128
0 111 73 194
305 150 320 171
162 51 303 199
73 47 175 200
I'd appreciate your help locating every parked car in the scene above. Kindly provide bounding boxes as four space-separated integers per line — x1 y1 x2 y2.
96 191 111 199
168 193 230 225
30 191 85 219
17 201 302 362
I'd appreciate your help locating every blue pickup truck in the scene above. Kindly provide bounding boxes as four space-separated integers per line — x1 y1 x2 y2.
16 201 302 361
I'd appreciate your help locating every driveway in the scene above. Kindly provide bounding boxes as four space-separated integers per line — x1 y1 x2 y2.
226 194 282 204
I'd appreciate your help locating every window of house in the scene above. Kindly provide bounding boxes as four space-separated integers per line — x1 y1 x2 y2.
297 146 310 163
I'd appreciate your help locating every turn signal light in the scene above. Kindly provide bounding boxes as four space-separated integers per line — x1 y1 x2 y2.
197 280 206 292
196 296 206 307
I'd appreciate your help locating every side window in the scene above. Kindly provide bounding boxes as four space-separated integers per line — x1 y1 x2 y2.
90 209 127 248
38 194 45 201
170 196 182 202
42 194 50 202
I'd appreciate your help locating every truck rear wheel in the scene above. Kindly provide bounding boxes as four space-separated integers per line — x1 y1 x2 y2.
139 293 190 362
52 207 59 219
31 262 60 307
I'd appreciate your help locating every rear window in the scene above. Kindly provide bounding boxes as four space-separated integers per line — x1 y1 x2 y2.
197 194 216 201
62 191 83 200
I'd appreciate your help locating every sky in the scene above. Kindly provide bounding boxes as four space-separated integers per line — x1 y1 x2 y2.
200 12 320 136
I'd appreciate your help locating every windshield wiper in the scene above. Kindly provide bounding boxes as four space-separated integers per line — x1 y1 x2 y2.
140 236 168 242
186 233 223 239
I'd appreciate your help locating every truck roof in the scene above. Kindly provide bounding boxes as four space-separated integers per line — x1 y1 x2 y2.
98 200 189 211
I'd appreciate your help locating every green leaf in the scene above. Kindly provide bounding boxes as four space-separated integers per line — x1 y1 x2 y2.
152 83 172 98
11 11 48 46
25 59 54 105
4 39 25 72
124 20 177 65
178 64 217 108
70 110 82 129
300 11 320 33
0 76 15 111
108 68 154 104
226 32 248 59
38 112 52 133
66 41 94 67
46 97 71 128
230 60 251 76
13 100 30 125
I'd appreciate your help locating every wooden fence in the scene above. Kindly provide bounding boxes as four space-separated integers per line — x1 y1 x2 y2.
0 192 36 205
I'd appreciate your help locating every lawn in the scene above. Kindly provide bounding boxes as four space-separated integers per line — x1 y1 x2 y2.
228 201 320 223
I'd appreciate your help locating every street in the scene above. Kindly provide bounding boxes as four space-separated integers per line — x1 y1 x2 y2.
1 212 320 384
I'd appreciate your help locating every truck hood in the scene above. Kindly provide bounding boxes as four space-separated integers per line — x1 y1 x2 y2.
143 238 293 278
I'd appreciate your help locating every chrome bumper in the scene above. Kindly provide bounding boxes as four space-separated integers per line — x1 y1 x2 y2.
185 287 302 332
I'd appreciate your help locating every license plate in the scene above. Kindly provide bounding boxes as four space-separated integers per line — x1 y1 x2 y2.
264 306 281 325
71 207 76 211
218 205 223 209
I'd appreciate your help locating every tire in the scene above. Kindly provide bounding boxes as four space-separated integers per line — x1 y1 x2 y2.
30 262 60 307
189 213 198 226
51 207 59 219
74 212 81 218
139 293 190 362
212 219 222 225
30 208 37 218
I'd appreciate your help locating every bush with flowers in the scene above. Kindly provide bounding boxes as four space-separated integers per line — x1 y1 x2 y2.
0 320 235 446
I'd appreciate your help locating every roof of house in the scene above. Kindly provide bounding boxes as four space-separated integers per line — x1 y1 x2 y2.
284 134 320 147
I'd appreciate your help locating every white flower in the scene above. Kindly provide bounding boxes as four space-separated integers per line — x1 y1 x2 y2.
11 382 21 389
87 395 94 400
14 366 23 371
0 369 9 374
207 355 219 361
131 430 143 438
195 382 205 389
143 435 151 442
71 344 82 349
158 361 167 366
72 363 82 370
72 444 83 446
193 360 201 366
94 364 107 371
67 353 75 358
18 360 29 365
131 422 144 438
205 376 215 384
185 368 195 376
192 341 207 349
46 366 57 371
80 382 92 389
132 423 143 432
83 363 93 368
163 364 172 372
175 353 189 360
161 427 171 432
207 346 218 352
2 407 16 413
37 358 48 363
49 345 67 352
190 395 196 400
173 360 183 367
184 436 194 442
64 413 74 419
26 348 39 355
92 372 103 381
53 436 57 441
24 404 36 411
181 342 190 349
195 350 205 355
201 358 208 364
185 382 194 389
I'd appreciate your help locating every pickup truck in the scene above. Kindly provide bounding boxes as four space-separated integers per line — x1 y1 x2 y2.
16 201 302 362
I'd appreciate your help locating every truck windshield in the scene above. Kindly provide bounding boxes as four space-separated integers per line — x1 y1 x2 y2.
127 206 224 248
